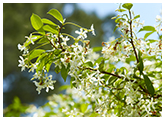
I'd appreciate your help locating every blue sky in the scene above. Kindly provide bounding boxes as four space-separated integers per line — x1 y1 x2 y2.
77 3 162 39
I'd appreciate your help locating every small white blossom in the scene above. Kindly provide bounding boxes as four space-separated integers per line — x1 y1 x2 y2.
28 63 39 73
90 24 96 36
75 28 87 40
18 56 27 71
61 36 70 45
156 15 161 22
33 74 56 94
25 34 37 45
17 44 29 54
32 71 42 79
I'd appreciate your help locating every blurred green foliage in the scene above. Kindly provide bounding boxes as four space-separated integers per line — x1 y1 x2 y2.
3 96 28 117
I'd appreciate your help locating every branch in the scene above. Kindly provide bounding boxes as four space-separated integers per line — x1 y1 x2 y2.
47 38 57 49
58 25 65 51
129 10 139 63
80 66 123 79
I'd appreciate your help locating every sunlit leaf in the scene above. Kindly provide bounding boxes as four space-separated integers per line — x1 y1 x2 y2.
94 57 104 66
122 3 133 10
47 9 64 23
42 18 58 26
144 31 155 40
80 103 89 113
29 49 45 61
138 26 156 32
43 25 58 34
30 13 43 30
93 47 102 52
83 61 93 67
134 14 140 19
59 85 70 91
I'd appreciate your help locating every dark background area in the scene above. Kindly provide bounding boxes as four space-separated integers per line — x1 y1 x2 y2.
3 3 119 108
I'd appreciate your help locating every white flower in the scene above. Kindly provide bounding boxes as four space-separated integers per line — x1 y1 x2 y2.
17 44 29 54
18 56 27 71
32 71 42 79
25 34 37 44
90 24 96 36
156 15 161 22
33 81 45 94
33 74 56 94
28 62 39 73
61 36 70 45
44 74 56 92
18 44 25 51
75 28 87 40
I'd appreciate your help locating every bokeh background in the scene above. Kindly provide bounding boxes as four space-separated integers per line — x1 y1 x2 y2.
3 3 161 110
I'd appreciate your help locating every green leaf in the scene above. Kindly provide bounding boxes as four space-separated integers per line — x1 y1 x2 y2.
99 59 105 72
83 61 93 67
115 17 126 23
138 26 156 32
43 25 58 34
93 47 102 52
108 76 118 85
42 18 58 26
113 26 118 32
107 64 115 73
59 85 70 91
36 55 47 72
70 77 75 88
29 49 45 61
54 49 62 56
122 3 133 10
37 27 46 35
118 9 126 12
45 61 52 72
54 65 61 74
146 39 158 43
37 37 49 44
47 9 64 23
143 74 155 96
138 50 144 75
134 15 140 19
30 13 43 30
94 57 104 66
144 31 155 40
61 63 70 82
80 103 89 113
126 55 136 64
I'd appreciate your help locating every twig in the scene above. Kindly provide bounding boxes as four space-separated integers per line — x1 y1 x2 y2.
129 10 139 63
80 66 123 79
58 25 65 51
48 38 57 49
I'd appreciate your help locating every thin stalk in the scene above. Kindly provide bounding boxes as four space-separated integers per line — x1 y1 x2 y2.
129 10 139 63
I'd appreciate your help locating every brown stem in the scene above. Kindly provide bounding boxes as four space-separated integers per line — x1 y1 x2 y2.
47 38 57 49
129 10 139 63
58 25 65 51
80 66 123 79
